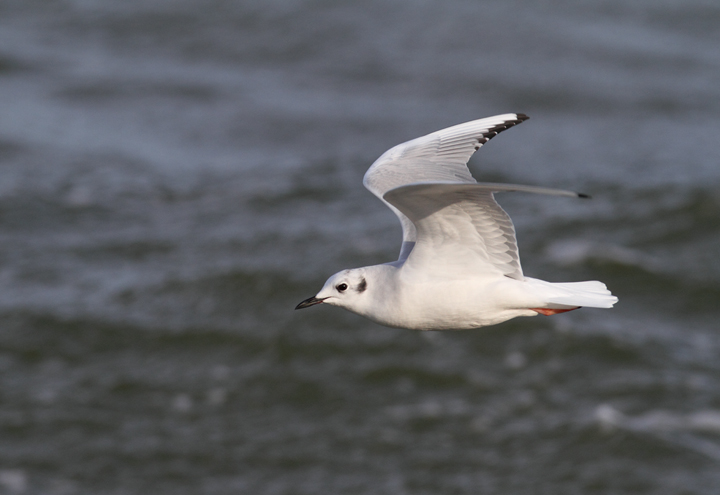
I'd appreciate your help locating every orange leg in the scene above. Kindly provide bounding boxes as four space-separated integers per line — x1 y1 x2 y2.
531 307 580 316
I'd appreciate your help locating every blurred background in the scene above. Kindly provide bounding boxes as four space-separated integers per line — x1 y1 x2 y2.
1 0 719 494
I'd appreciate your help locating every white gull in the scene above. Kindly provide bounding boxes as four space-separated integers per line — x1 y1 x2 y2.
296 114 617 330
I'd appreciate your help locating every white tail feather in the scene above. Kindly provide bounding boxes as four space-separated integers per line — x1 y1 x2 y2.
525 278 618 309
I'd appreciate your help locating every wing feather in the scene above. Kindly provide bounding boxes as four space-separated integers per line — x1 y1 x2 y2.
383 183 583 280
363 113 529 260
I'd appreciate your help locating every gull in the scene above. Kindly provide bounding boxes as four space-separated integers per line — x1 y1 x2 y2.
295 114 617 330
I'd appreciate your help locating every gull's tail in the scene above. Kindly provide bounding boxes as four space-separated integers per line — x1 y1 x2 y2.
525 278 618 312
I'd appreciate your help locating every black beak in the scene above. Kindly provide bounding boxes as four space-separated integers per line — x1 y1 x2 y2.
295 296 327 310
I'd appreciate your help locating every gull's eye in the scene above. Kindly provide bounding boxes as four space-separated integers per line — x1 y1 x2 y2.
336 283 348 292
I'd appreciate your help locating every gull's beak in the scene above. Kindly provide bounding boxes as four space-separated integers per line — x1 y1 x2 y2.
295 296 327 310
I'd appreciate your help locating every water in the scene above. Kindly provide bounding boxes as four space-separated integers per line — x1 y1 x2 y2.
1 0 720 493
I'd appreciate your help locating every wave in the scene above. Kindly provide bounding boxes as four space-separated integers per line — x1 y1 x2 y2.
595 404 720 461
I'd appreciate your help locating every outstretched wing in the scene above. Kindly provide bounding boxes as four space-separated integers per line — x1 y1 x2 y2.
383 183 583 281
363 113 529 261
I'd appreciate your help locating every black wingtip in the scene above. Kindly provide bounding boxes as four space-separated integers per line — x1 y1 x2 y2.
477 114 530 147
578 192 591 199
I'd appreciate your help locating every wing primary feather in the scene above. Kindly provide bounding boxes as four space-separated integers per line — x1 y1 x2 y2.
384 182 587 200
474 182 587 198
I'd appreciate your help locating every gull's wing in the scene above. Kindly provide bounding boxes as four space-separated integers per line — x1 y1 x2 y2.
363 113 529 261
383 183 584 280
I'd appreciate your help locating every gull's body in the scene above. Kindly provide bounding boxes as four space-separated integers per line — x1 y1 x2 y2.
296 114 617 330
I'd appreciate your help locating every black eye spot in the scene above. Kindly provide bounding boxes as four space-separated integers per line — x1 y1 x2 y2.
336 283 348 292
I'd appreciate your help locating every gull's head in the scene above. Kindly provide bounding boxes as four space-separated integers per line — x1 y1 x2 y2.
295 268 368 311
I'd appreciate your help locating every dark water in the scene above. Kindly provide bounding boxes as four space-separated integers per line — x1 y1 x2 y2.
1 1 720 493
